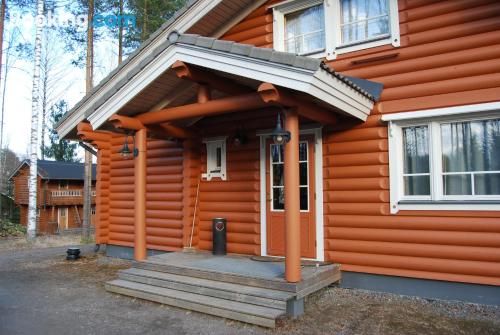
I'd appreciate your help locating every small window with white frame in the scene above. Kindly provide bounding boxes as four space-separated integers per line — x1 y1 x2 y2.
202 137 227 181
272 0 400 59
385 103 500 213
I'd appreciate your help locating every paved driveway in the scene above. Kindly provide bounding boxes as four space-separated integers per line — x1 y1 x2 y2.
1 243 499 335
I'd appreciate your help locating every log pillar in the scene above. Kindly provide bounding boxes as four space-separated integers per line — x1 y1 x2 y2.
284 109 301 283
134 128 147 261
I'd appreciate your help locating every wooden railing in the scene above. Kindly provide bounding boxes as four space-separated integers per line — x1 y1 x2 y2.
44 189 96 206
51 190 82 197
51 189 96 197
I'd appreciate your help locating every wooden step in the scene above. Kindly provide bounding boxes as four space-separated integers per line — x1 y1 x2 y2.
105 279 285 328
133 259 337 293
118 268 293 310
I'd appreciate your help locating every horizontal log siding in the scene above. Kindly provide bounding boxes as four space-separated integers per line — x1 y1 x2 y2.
196 110 276 255
107 134 184 251
325 0 500 286
222 0 500 286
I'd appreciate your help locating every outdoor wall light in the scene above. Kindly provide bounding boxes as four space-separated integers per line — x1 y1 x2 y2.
119 131 138 159
232 129 247 147
271 112 290 145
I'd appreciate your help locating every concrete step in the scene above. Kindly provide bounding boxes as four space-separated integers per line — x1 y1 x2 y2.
119 268 293 310
105 279 285 328
133 259 338 293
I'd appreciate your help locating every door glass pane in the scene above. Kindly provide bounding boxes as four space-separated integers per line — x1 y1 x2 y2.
300 187 308 211
441 119 500 173
299 162 308 186
474 173 500 195
404 176 430 196
403 126 429 174
341 0 390 45
299 142 308 161
273 188 285 210
285 4 325 55
273 164 284 186
443 174 472 195
271 144 283 163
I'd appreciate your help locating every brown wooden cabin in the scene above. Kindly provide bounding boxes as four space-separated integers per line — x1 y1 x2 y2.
10 160 97 234
55 0 499 308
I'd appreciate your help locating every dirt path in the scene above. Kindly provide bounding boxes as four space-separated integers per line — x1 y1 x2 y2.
0 241 499 335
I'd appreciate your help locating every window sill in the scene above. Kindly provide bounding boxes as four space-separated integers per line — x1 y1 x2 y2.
392 201 500 213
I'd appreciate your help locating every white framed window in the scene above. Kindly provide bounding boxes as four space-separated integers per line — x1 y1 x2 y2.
384 103 500 213
202 137 227 181
272 0 400 59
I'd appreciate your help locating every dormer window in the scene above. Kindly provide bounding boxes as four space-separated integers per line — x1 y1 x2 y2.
272 0 400 59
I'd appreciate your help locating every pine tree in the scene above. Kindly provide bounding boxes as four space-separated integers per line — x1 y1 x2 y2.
41 100 79 162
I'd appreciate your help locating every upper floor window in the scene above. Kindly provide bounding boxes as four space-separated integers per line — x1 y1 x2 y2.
272 0 400 59
384 102 500 213
285 4 325 55
341 0 390 45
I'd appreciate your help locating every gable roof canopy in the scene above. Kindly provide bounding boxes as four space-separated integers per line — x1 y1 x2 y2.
57 31 382 138
9 160 97 181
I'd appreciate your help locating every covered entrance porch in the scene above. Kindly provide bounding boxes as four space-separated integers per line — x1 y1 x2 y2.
69 32 381 325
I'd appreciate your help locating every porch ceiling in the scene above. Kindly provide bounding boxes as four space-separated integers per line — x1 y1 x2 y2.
57 32 383 139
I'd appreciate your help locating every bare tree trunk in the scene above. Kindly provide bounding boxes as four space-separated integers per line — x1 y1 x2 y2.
27 0 45 240
82 150 92 240
40 67 48 160
0 0 7 220
118 0 123 64
83 0 94 241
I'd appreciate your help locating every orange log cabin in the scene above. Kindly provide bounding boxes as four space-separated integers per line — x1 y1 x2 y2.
10 160 97 234
56 0 499 306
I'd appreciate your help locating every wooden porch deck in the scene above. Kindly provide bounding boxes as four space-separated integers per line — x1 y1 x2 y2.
105 251 340 328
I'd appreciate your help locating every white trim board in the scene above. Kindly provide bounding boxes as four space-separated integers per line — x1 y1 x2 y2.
85 43 373 132
381 102 500 122
258 127 324 262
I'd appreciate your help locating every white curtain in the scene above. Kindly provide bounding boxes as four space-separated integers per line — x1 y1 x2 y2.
403 126 430 196
441 119 500 196
341 0 389 44
285 4 325 55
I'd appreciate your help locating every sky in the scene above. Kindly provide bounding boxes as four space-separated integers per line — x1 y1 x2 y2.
1 7 123 160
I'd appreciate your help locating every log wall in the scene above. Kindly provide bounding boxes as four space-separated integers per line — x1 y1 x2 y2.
222 0 500 286
107 134 184 252
195 110 276 255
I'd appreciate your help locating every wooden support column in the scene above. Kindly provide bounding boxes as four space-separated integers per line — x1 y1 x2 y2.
284 109 301 283
134 128 147 261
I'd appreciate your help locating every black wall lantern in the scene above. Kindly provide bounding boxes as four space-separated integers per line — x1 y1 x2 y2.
119 131 138 159
232 129 247 147
271 112 290 145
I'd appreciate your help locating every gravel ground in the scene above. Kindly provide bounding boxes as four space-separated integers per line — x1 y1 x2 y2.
0 234 83 251
0 238 499 335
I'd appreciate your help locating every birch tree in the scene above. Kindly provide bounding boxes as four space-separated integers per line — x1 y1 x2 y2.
27 0 44 240
82 0 95 242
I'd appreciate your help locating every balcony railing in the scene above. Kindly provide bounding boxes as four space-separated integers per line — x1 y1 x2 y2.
51 189 96 197
51 190 82 197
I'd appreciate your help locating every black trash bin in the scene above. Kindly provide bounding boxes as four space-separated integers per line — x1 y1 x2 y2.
212 218 227 255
